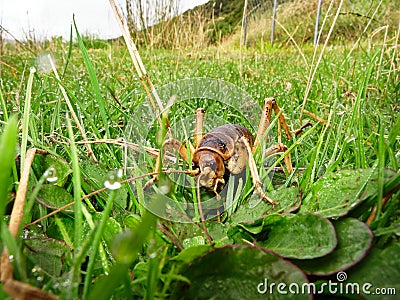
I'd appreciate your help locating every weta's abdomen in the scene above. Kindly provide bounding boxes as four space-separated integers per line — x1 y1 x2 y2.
197 124 254 160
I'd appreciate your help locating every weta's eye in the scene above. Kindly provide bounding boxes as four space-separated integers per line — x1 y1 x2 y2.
204 159 217 171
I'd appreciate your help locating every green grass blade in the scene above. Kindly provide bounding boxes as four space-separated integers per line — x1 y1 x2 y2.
20 67 36 173
0 85 9 122
375 117 386 220
66 112 83 298
66 113 83 247
73 17 110 138
0 115 18 222
88 200 161 300
352 51 379 168
82 190 116 299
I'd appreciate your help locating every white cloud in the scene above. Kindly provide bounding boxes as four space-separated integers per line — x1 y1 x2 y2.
0 0 209 40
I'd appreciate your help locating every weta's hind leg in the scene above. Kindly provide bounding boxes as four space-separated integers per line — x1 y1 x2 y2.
253 97 294 174
253 97 292 151
194 108 205 147
264 143 294 174
241 137 276 206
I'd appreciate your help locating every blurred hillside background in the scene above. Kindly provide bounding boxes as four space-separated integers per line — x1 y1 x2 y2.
122 0 399 49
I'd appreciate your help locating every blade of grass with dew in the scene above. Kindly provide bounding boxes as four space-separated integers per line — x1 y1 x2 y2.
66 112 83 298
61 25 74 79
265 123 319 182
88 200 161 300
352 51 378 169
49 53 99 161
307 101 336 190
325 112 346 173
300 0 343 123
1 224 27 281
67 113 83 246
82 189 117 299
375 117 386 221
0 115 18 224
0 85 9 122
73 17 110 138
20 67 36 174
22 169 48 227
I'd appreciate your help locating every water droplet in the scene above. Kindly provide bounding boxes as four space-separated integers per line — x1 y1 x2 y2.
8 255 14 262
249 197 262 208
147 239 158 258
158 184 170 194
21 229 29 239
104 169 123 190
44 166 58 182
61 279 70 287
336 103 346 115
35 53 54 73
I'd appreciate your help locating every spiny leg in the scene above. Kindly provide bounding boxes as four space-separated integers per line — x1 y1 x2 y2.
271 98 292 140
253 97 294 174
253 97 293 152
143 138 191 190
253 97 274 152
264 144 294 174
193 108 205 148
241 137 276 206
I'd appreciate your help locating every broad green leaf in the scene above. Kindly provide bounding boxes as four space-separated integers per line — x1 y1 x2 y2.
346 243 400 300
300 168 396 217
35 185 74 212
89 199 161 300
206 221 233 246
292 218 373 275
80 160 127 210
24 238 72 277
259 213 337 259
171 245 311 300
45 213 122 248
230 187 302 225
182 236 205 248
92 213 122 247
32 153 72 186
122 213 141 231
171 245 212 264
158 219 204 246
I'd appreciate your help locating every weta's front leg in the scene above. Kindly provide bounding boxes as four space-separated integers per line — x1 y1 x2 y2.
143 138 191 190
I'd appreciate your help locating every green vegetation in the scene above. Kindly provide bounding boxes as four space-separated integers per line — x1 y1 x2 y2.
0 0 399 299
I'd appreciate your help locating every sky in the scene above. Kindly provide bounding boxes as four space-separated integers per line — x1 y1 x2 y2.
0 0 209 41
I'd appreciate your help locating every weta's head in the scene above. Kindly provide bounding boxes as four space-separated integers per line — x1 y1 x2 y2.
193 150 225 190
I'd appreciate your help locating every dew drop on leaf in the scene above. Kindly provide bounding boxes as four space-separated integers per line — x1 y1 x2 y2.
104 169 123 190
44 166 58 183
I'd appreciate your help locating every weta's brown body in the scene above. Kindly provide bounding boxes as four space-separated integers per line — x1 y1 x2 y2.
192 124 254 192
147 97 295 205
